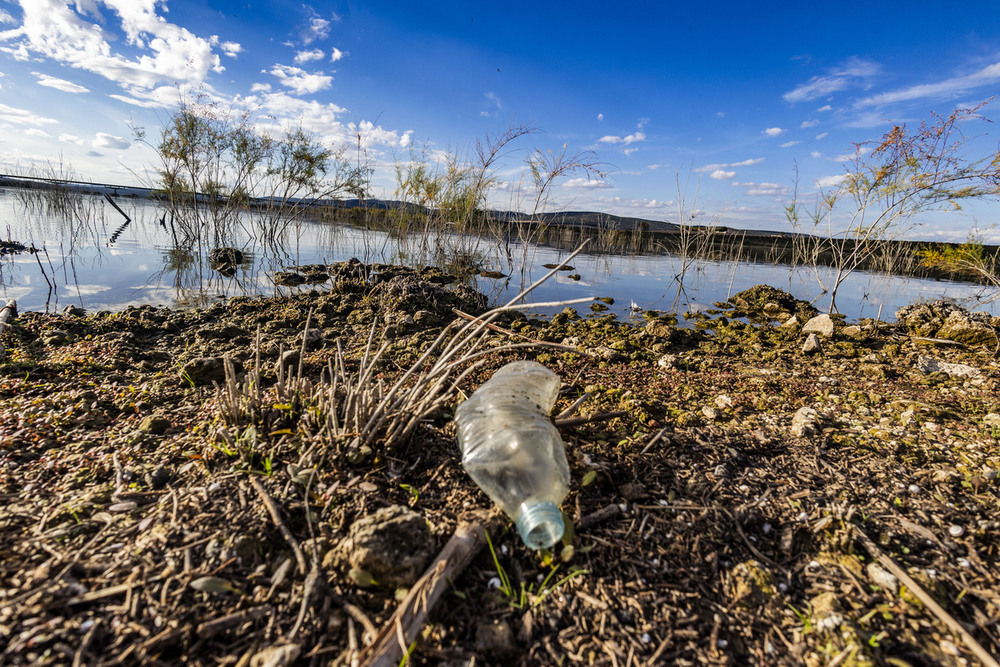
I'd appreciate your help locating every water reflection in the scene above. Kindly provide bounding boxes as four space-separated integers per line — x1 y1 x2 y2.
1 189 997 321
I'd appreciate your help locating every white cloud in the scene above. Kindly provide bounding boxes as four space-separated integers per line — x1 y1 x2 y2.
300 10 334 45
480 91 501 118
597 113 604 121
563 177 610 189
250 82 272 93
0 10 14 25
34 72 89 93
780 140 800 148
598 131 645 145
0 0 225 90
810 151 821 158
267 64 333 94
855 61 1000 108
736 181 790 197
109 92 163 108
221 41 242 58
25 127 50 137
763 127 786 137
710 169 736 180
294 48 324 64
59 133 83 144
400 130 413 148
815 174 847 188
800 119 819 129
695 158 763 172
815 132 828 140
833 146 870 162
783 57 880 103
817 105 832 112
0 102 58 125
93 132 130 149
330 48 344 62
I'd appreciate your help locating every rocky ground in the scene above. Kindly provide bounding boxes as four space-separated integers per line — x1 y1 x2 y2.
1 261 999 666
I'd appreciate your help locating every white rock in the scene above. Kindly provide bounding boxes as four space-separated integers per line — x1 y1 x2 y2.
802 313 835 337
802 333 822 355
915 355 980 379
791 406 821 437
866 562 898 594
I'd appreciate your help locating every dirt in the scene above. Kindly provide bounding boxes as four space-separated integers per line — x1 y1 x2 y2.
1 263 999 666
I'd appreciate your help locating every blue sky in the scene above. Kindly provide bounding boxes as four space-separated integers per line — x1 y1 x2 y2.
2 0 1000 240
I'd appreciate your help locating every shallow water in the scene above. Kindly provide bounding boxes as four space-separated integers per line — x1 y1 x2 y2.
1 189 996 321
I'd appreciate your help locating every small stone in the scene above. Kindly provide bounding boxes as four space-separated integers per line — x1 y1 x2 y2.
790 406 821 437
982 413 1000 427
180 357 238 386
842 325 863 339
138 415 171 435
328 505 434 588
701 406 720 420
779 315 799 329
715 395 734 409
948 524 964 538
802 333 822 355
42 329 71 346
475 618 519 661
866 562 898 594
802 313 835 337
713 464 728 478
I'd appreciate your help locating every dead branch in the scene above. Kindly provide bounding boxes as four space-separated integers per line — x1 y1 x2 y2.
358 511 504 667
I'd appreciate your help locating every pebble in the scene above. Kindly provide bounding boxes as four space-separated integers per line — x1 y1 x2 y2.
908 484 921 494
948 524 964 537
956 557 971 568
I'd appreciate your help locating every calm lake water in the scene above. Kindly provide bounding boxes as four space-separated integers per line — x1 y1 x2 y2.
2 189 997 322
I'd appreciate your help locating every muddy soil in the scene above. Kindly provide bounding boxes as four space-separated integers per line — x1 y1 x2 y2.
1 261 998 666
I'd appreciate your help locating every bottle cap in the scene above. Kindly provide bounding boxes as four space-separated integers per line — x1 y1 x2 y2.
516 501 565 550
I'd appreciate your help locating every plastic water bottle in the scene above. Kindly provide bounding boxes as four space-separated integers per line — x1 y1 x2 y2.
456 360 570 549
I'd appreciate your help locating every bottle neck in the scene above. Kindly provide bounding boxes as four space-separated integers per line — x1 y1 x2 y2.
515 501 565 550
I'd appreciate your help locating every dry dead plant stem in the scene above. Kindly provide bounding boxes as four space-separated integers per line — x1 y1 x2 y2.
853 525 999 667
248 477 308 576
359 511 504 667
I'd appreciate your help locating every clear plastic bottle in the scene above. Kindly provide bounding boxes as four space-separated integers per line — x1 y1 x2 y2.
456 360 570 549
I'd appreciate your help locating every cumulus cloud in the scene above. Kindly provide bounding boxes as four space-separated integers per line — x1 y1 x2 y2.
0 102 58 125
0 0 226 90
817 105 832 112
710 169 736 180
400 130 413 148
34 72 89 93
800 119 819 129
299 7 337 45
294 48 324 64
763 127 786 137
855 61 1000 108
59 132 83 144
597 113 604 121
330 48 344 62
598 130 645 145
563 177 610 189
0 10 16 25
815 132 828 140
780 140 800 148
815 174 847 188
25 127 50 137
267 64 333 94
810 151 821 158
93 132 130 149
783 57 879 103
221 41 242 58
